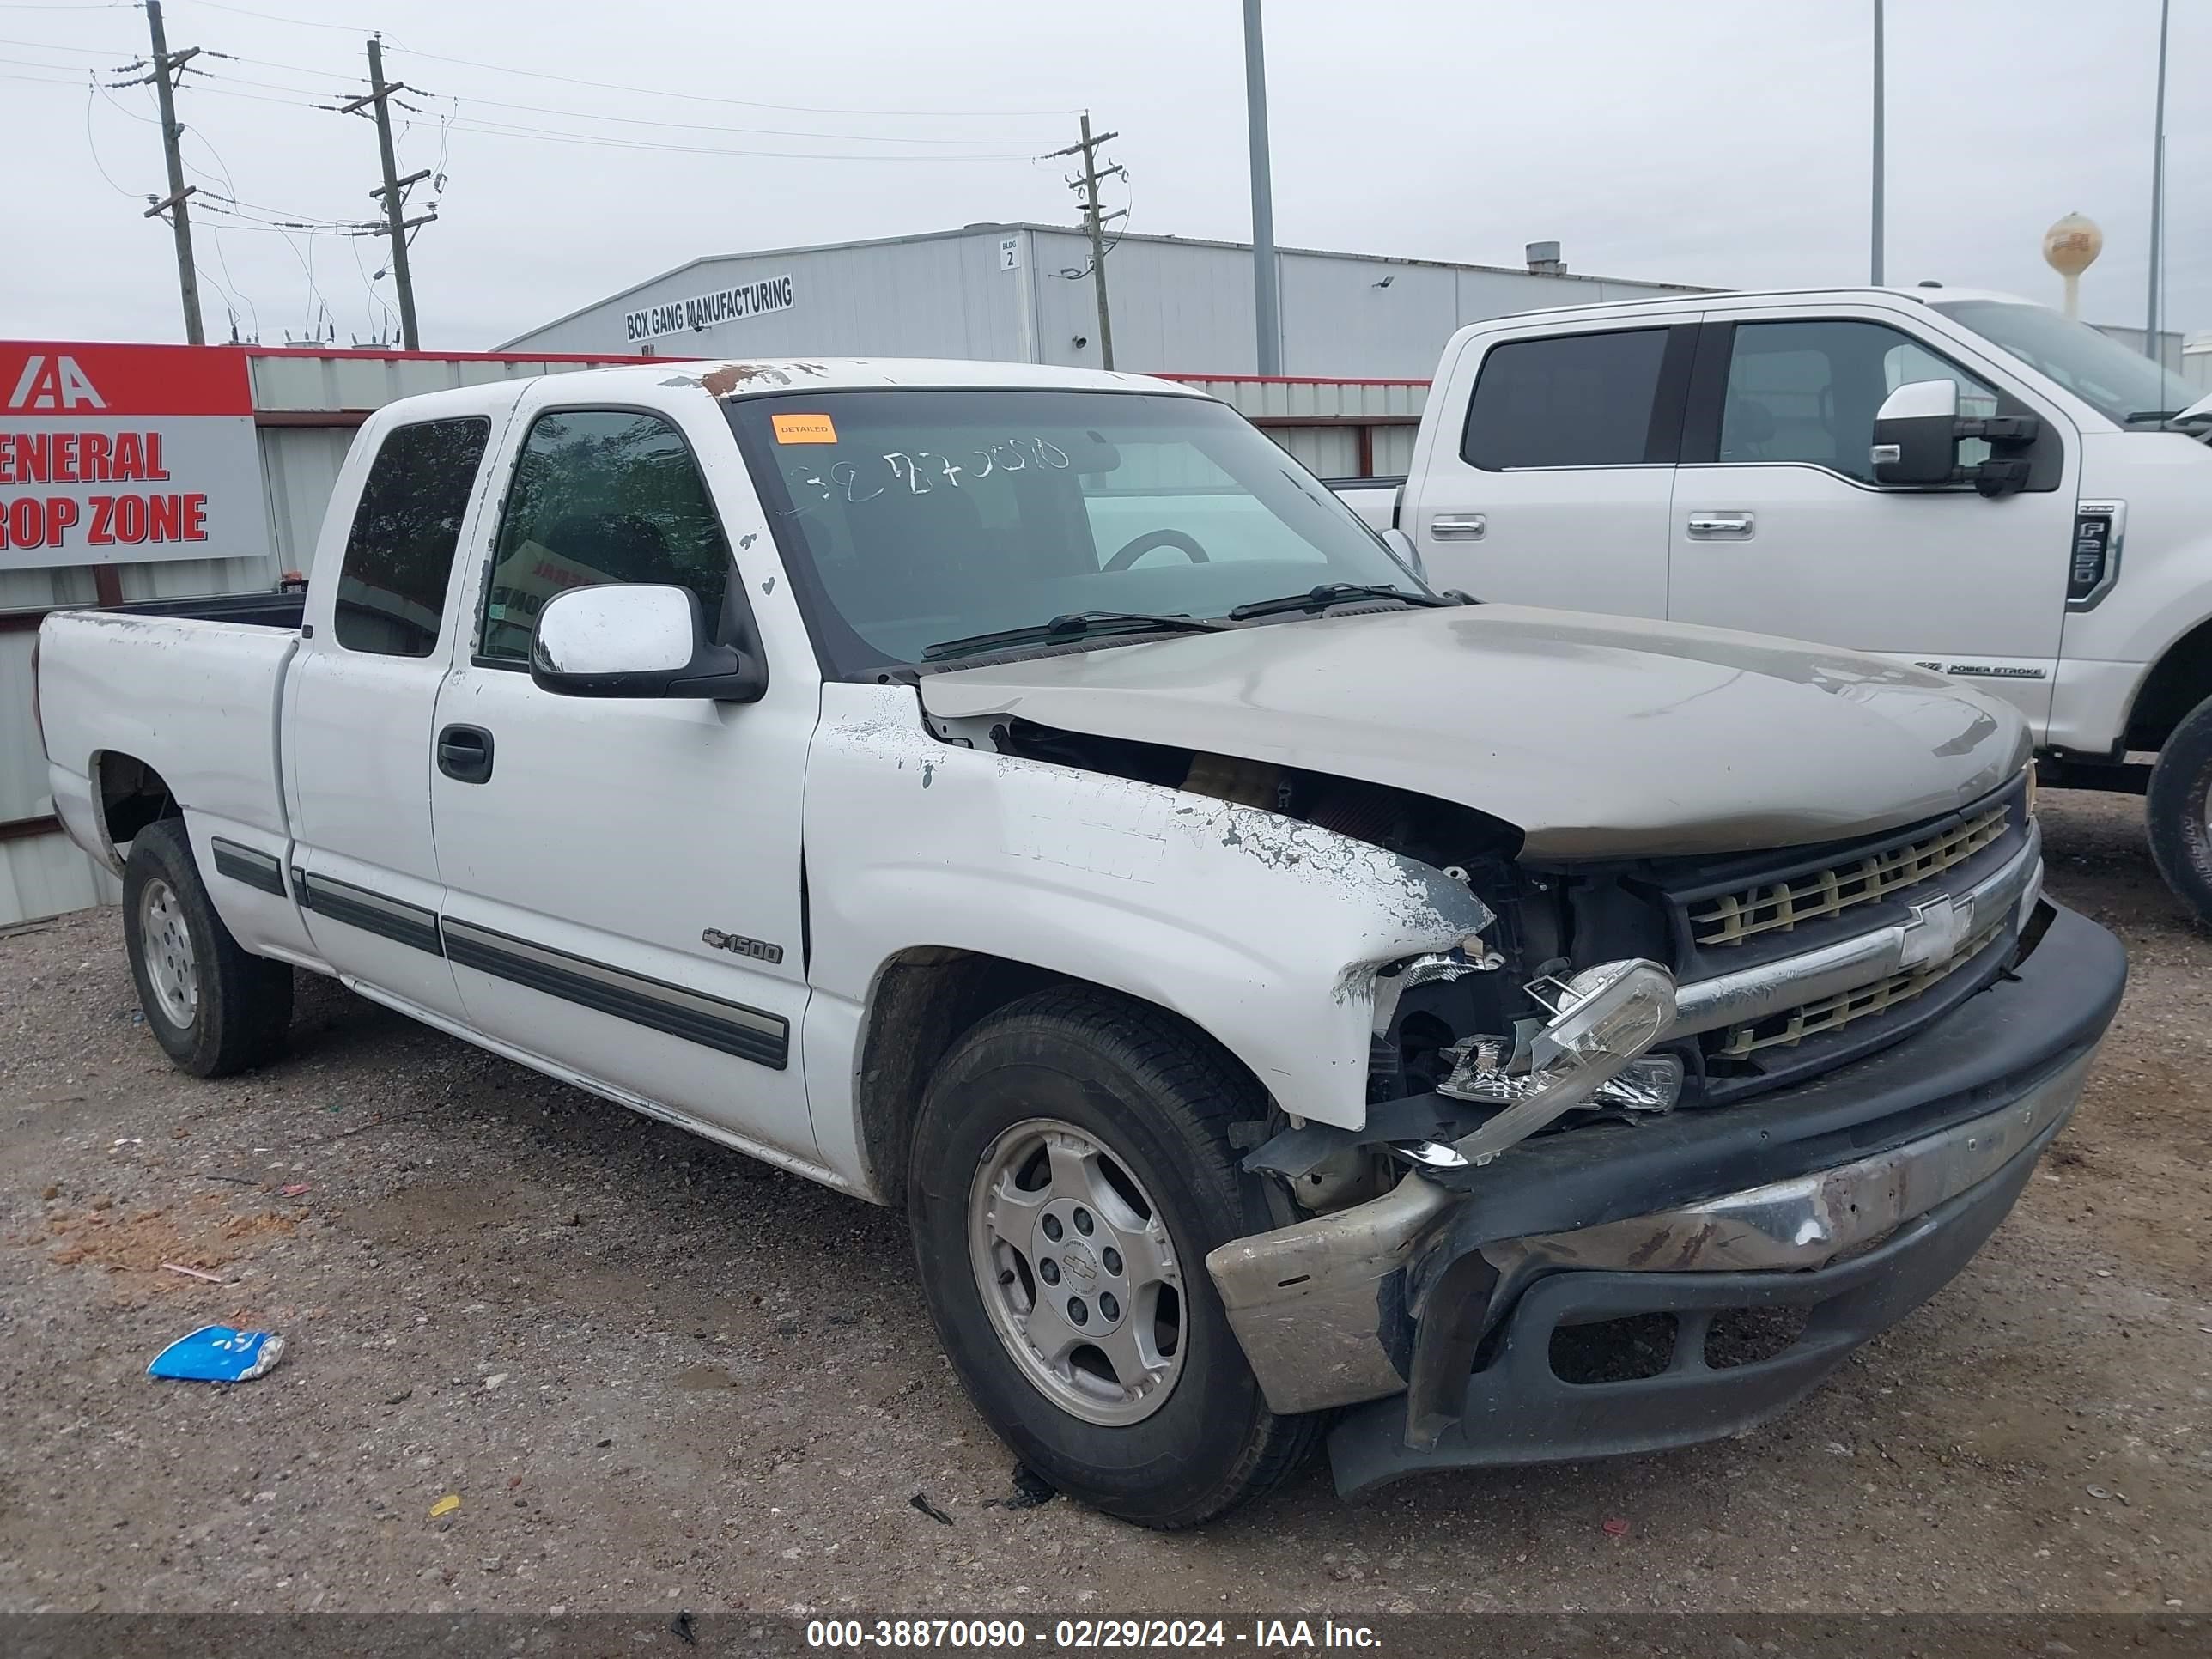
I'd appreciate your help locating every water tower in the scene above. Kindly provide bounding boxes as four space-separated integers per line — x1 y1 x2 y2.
2043 213 2104 319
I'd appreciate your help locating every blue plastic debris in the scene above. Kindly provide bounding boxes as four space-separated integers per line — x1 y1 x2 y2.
147 1325 286 1382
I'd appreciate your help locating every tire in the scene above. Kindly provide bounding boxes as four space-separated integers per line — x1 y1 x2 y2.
907 988 1322 1529
122 819 294 1077
2147 694 2212 928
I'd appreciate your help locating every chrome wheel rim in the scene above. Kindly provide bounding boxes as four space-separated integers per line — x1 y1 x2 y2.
968 1117 1188 1426
139 878 199 1029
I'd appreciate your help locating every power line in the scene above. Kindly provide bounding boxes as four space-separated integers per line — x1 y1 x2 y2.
137 0 206 343
386 41 1078 121
1046 115 1127 369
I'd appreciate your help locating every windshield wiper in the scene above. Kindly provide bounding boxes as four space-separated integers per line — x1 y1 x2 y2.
921 611 1227 663
1226 582 1462 622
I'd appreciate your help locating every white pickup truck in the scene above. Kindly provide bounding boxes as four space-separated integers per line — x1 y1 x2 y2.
1335 288 2212 922
37 357 2123 1527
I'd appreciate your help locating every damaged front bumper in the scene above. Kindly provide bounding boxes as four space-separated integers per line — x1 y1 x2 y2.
1202 901 2126 1492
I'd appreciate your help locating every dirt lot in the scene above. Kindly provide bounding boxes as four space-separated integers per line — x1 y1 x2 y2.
0 789 2204 1617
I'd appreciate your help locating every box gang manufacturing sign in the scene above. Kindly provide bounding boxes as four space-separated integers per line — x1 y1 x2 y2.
0 341 271 570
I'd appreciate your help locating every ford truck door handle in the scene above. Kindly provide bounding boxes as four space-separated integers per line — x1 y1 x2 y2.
1430 514 1486 540
1686 512 1755 539
437 724 495 785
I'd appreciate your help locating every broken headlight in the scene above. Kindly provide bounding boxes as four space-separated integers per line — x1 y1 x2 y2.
1438 959 1678 1164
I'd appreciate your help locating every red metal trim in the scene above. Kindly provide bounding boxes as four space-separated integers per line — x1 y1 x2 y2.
0 606 57 634
1357 425 1375 475
1244 414 1420 428
243 345 660 366
1153 374 1433 388
0 815 60 843
92 567 125 605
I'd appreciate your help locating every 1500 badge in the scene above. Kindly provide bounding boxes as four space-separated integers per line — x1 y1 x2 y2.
702 928 783 963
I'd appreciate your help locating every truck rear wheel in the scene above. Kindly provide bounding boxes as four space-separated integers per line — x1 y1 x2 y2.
907 988 1321 1529
122 820 294 1077
2147 695 2212 929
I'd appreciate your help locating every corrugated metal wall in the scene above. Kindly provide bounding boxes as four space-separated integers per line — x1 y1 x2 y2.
500 223 1705 379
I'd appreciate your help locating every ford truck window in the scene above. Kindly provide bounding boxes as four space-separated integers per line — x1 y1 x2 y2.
481 409 734 664
727 389 1415 675
1933 299 2197 427
1718 319 2001 483
332 416 490 658
1460 328 1671 471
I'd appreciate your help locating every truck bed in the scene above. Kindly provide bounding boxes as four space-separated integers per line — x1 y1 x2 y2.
94 588 307 631
37 599 304 866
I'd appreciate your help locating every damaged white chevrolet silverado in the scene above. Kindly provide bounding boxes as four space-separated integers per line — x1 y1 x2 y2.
36 359 2124 1528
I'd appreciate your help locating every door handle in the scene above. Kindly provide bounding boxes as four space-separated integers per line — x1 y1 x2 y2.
1686 512 1755 539
1430 513 1486 541
436 724 495 785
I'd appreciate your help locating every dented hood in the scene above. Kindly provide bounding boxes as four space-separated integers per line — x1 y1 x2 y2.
917 605 2030 859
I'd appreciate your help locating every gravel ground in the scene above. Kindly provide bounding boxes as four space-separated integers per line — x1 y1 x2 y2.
0 788 2205 1616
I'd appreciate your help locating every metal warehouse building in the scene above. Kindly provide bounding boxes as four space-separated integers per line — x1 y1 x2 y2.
497 224 1708 380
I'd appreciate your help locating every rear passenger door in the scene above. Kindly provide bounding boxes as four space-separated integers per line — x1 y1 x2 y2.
283 408 501 1019
428 394 818 1164
1406 319 1698 615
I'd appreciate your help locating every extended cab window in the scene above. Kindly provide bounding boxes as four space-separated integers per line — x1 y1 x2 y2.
481 410 732 664
1718 319 1999 483
1462 329 1671 470
332 416 490 657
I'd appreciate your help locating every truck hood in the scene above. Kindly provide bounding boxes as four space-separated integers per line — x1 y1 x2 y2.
917 605 2030 859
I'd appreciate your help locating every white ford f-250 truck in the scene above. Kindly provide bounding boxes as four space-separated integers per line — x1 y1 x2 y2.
36 357 2124 1528
1334 288 2212 924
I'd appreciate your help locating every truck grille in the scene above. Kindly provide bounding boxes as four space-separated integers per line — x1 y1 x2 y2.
1713 918 2007 1058
1648 774 2034 1104
1689 803 2008 947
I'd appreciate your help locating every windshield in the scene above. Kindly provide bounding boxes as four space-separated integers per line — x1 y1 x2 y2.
726 389 1424 674
1933 300 2197 427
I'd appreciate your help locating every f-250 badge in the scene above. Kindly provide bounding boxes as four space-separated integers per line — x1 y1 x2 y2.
702 929 783 964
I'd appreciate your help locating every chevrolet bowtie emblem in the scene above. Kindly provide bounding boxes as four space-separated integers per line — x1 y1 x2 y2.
1899 893 1966 970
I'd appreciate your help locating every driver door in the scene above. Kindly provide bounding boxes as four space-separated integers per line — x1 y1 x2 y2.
429 392 819 1161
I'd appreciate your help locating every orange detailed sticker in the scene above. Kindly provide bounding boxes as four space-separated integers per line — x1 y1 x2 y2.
771 413 838 444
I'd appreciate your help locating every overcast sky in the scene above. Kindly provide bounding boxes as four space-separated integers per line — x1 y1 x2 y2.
3 0 2202 359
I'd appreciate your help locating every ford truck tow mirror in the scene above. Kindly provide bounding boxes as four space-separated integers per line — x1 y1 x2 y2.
1871 379 1962 485
530 584 766 702
1873 379 2042 497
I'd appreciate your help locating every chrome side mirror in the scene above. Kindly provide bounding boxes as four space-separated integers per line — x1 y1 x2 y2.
530 584 765 702
1871 379 1961 486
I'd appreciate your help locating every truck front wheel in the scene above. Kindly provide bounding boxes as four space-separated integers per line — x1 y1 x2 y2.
122 820 295 1076
2147 695 2212 928
907 988 1321 1528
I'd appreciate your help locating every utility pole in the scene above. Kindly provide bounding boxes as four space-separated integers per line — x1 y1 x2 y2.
142 0 205 344
2146 0 2171 359
1045 115 1125 369
342 36 432 349
1242 0 1282 375
1869 0 1885 285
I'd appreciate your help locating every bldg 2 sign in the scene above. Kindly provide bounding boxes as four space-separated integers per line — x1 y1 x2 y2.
0 342 271 570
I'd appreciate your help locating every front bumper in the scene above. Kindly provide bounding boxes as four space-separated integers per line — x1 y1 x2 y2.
1202 901 2126 1490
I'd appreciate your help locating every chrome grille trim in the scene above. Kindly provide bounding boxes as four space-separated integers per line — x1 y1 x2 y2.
1714 919 2007 1057
1690 804 2009 946
1669 823 2041 1043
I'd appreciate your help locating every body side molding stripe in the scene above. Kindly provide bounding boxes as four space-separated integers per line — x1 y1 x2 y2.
440 915 789 1071
293 870 446 956
210 838 288 898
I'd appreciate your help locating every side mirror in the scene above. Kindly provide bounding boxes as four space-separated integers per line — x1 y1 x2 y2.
530 584 766 702
1871 379 1961 486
